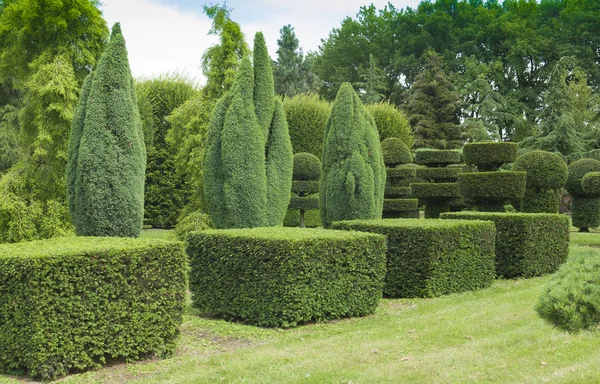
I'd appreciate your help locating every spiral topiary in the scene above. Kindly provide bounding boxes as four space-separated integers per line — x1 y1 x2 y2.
566 159 600 232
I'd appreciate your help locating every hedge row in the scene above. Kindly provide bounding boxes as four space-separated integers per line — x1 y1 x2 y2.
187 228 386 327
441 212 569 278
0 237 187 380
331 219 496 298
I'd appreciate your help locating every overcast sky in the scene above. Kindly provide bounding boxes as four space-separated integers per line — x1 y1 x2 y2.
101 0 422 84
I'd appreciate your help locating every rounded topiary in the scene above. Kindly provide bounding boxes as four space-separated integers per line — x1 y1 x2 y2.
381 137 412 166
513 150 568 190
582 172 600 198
415 149 461 167
366 102 414 148
463 142 518 171
293 152 321 181
566 159 600 197
283 94 331 157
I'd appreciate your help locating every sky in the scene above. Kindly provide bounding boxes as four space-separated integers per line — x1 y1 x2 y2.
101 0 422 84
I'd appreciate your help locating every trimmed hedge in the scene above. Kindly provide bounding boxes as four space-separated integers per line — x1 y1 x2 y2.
384 186 412 198
289 196 319 210
331 219 496 298
282 94 331 157
416 167 461 182
512 150 568 190
0 237 187 380
536 249 600 333
292 180 319 195
581 172 600 197
458 171 527 200
292 152 321 181
521 189 560 213
572 197 600 230
415 149 461 167
187 228 386 327
383 199 419 211
410 183 461 198
381 137 412 166
463 142 518 171
387 167 417 180
365 102 414 148
441 212 569 278
565 158 600 197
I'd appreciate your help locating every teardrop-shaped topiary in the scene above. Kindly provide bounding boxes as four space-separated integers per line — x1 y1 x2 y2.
381 137 412 166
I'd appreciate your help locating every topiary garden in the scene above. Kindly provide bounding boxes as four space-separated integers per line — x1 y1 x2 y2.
381 138 419 218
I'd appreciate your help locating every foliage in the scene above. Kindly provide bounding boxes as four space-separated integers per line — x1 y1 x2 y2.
292 152 321 181
582 172 600 197
289 153 321 227
332 219 496 298
354 54 387 104
282 93 331 156
383 199 418 212
173 210 211 241
0 98 21 173
463 142 518 171
414 149 461 167
521 188 561 214
386 167 416 180
441 212 570 278
416 167 461 182
365 102 413 148
566 158 600 197
458 171 527 211
0 237 187 380
320 83 386 228
187 227 386 327
67 24 146 237
572 197 600 232
411 183 461 199
381 137 412 166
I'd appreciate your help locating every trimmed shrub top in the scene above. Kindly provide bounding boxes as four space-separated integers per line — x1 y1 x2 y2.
415 149 461 167
566 158 600 196
334 217 492 230
582 172 600 197
366 102 414 149
387 166 417 180
513 150 568 190
410 182 461 198
458 171 527 200
463 142 518 171
293 152 321 181
416 167 462 182
381 137 412 166
189 226 378 242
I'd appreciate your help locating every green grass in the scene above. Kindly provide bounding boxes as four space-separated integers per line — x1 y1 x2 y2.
3 231 600 383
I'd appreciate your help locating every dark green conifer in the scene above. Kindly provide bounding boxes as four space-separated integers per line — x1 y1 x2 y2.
320 83 385 228
67 23 146 237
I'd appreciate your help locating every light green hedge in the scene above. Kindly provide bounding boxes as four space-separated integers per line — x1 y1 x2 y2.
331 219 496 298
463 142 518 171
441 212 569 278
187 227 386 327
0 237 187 380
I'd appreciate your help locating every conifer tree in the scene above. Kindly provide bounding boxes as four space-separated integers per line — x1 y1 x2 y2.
320 82 385 228
67 23 146 237
354 54 387 105
404 50 462 149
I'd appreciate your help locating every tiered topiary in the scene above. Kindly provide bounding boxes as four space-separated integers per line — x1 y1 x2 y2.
381 138 419 218
289 153 320 228
458 142 526 212
512 150 568 213
203 33 293 229
320 83 386 228
566 158 600 232
410 149 462 218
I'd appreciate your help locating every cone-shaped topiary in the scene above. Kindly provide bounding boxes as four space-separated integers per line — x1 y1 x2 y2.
513 150 567 213
289 152 321 228
66 23 146 237
320 83 385 228
203 33 293 229
566 159 600 232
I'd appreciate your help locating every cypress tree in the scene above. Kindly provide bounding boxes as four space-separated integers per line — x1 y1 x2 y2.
253 32 275 140
320 82 385 228
66 23 146 237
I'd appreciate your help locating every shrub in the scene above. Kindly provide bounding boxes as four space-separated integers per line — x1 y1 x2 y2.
383 199 419 211
0 237 187 380
282 93 331 157
512 150 568 190
331 219 496 298
289 153 321 227
521 189 560 213
458 171 527 211
67 24 146 237
386 167 417 180
292 152 321 181
384 186 412 198
187 227 386 327
381 137 412 166
536 249 600 333
292 181 319 195
416 167 461 182
566 159 600 231
565 158 600 197
463 142 518 171
581 172 600 197
441 212 569 278
365 102 413 148
415 149 461 167
173 210 211 240
320 83 386 227
283 209 321 227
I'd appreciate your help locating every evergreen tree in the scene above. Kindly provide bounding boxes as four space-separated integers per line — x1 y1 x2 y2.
404 50 462 149
354 54 387 104
320 82 385 228
67 23 146 237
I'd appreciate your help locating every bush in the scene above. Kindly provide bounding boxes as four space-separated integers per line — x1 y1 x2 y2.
383 198 419 211
415 149 461 167
565 158 600 197
0 237 187 380
536 249 600 333
572 197 600 230
293 152 321 181
381 137 412 166
282 93 331 157
384 186 412 198
292 181 319 195
331 219 496 298
289 195 319 210
187 227 386 327
173 210 211 240
416 167 462 182
512 150 568 190
582 172 600 197
441 212 569 278
521 189 560 213
365 102 413 148
387 167 417 180
410 183 461 198
462 142 518 171
283 208 321 227
458 171 527 201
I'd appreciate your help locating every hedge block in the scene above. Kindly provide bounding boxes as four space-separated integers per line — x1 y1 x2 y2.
0 237 187 380
187 227 386 327
331 219 496 298
440 212 569 278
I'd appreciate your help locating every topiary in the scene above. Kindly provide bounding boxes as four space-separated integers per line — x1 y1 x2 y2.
290 153 321 228
565 158 600 197
463 142 518 171
365 102 413 149
381 137 412 166
566 158 600 231
282 93 331 157
415 148 461 167
292 152 321 181
582 172 600 197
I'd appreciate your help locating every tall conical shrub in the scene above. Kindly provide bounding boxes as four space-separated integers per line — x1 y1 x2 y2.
66 23 146 237
203 33 293 228
320 83 385 228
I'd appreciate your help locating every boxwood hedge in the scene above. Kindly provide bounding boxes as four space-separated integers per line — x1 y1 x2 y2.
187 227 386 327
0 237 187 380
331 219 496 298
441 212 569 278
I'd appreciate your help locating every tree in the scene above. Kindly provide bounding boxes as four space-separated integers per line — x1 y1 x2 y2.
404 49 462 149
203 33 293 229
320 82 386 228
67 23 146 237
354 54 388 104
272 24 320 97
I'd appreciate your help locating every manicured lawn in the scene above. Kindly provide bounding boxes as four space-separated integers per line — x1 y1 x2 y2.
2 230 600 383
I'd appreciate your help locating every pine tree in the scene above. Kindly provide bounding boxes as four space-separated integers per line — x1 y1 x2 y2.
354 54 387 105
320 83 385 228
404 50 461 149
67 23 146 237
